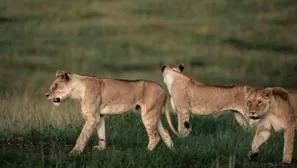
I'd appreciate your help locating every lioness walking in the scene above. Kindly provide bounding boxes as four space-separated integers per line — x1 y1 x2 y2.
161 64 252 137
45 70 175 154
245 87 297 166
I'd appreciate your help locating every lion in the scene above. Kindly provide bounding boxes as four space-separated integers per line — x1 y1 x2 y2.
245 87 296 166
160 64 253 137
45 70 178 154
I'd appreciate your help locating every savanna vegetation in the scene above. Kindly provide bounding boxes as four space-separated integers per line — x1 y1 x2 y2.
1 0 297 167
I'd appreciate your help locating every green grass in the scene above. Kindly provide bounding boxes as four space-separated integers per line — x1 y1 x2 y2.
1 0 297 167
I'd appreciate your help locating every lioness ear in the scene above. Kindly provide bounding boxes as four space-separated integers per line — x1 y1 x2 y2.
64 72 70 81
178 63 184 72
56 70 64 78
262 87 272 98
161 65 167 72
56 70 70 81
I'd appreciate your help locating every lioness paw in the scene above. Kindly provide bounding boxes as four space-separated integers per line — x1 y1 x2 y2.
69 148 83 156
93 145 106 151
247 151 258 161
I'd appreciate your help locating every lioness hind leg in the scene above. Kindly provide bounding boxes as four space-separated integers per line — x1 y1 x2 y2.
157 119 173 149
94 116 106 151
141 108 161 151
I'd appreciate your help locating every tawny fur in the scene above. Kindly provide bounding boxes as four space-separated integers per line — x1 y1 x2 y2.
161 64 252 137
245 87 297 164
45 70 176 154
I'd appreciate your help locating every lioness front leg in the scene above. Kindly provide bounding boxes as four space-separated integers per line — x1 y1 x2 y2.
94 116 106 151
282 125 295 164
248 122 271 160
70 113 100 154
233 111 249 128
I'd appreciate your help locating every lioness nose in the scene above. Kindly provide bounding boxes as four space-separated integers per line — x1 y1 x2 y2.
251 111 256 114
45 93 50 97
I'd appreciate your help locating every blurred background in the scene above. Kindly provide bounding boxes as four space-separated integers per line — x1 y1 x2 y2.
1 0 297 98
0 0 297 167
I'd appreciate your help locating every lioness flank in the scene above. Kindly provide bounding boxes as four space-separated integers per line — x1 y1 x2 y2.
161 64 253 137
45 70 176 154
245 87 296 165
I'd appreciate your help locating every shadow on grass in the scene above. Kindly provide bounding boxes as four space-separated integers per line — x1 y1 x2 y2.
223 37 297 54
0 17 16 23
190 59 208 68
274 0 297 8
0 129 73 154
270 18 297 26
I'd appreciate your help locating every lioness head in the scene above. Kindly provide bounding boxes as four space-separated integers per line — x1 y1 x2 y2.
246 87 275 121
161 63 185 90
161 63 184 74
45 70 72 106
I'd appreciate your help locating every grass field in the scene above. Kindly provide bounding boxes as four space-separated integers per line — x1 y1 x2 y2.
1 0 297 167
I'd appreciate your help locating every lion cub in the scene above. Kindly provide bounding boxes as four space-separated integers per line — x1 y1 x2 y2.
45 70 176 154
245 87 296 165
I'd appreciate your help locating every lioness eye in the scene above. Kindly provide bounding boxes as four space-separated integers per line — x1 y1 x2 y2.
257 101 262 105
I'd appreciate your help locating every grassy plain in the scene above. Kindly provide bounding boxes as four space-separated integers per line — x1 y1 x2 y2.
0 0 297 167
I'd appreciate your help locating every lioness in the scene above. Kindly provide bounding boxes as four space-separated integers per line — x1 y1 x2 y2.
45 70 176 154
161 64 252 137
245 87 296 165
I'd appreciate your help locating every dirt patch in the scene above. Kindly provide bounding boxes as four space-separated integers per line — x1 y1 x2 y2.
0 133 73 154
243 162 293 168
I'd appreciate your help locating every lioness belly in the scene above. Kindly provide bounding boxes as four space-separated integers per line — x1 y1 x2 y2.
191 106 221 115
101 104 133 115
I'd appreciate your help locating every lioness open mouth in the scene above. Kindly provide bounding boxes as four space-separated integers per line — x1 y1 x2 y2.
250 116 260 120
53 98 61 103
